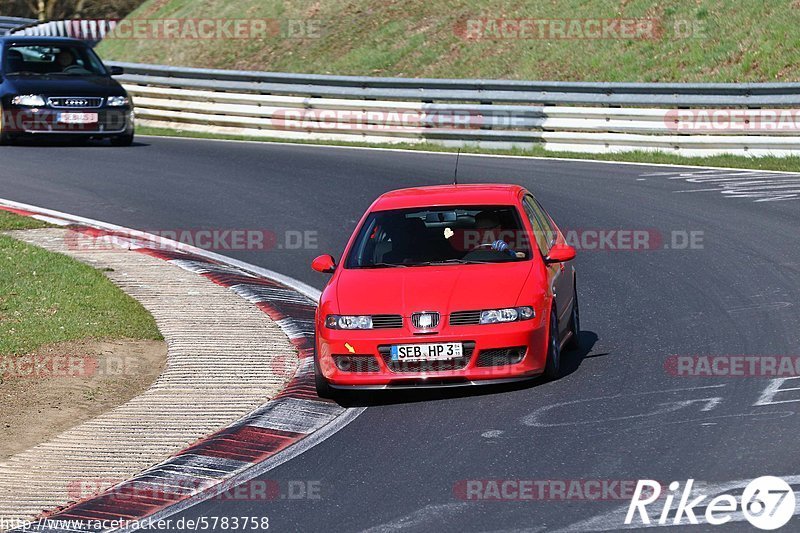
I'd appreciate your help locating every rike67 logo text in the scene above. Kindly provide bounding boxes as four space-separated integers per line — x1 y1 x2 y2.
626 476 795 530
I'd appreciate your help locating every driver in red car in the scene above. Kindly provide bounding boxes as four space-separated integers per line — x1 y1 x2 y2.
474 210 518 257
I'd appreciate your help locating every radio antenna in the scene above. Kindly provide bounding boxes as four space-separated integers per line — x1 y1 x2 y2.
453 149 461 186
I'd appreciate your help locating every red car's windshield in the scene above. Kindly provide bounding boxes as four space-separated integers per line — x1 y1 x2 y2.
345 205 533 268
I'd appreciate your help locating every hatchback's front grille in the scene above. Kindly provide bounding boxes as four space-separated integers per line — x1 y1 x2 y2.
378 342 475 372
449 310 482 326
411 312 440 329
47 97 103 108
476 347 527 367
371 314 403 329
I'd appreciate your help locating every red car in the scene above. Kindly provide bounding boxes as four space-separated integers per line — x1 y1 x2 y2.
311 184 579 396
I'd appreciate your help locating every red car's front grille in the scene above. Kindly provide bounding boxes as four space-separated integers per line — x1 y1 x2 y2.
378 342 476 372
449 310 482 326
411 312 440 329
476 346 527 367
371 314 403 329
332 354 382 372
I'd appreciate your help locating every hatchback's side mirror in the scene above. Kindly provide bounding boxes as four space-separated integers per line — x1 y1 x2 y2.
109 66 124 76
312 254 336 273
545 243 576 264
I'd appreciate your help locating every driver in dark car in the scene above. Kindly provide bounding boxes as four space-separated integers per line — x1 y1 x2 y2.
55 49 77 71
5 49 24 73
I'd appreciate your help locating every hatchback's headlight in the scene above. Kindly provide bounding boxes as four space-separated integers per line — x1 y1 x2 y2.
106 96 130 107
479 306 535 324
11 94 46 107
325 315 373 329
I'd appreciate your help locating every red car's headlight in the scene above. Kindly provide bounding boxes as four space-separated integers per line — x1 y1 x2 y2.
325 315 374 329
479 306 535 324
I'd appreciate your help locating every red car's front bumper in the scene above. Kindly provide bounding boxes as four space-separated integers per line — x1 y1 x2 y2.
316 313 549 388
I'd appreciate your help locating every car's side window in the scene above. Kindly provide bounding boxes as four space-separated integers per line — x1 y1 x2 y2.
529 196 557 248
522 195 552 256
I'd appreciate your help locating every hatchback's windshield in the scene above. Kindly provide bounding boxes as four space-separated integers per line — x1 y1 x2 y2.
2 44 107 76
346 205 532 268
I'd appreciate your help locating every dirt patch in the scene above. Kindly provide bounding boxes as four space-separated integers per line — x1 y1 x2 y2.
0 338 166 460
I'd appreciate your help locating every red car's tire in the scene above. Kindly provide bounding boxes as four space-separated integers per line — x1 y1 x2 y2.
543 306 562 381
566 284 580 351
314 354 336 399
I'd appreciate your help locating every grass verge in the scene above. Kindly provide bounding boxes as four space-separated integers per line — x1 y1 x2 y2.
0 211 163 356
0 210 53 231
138 125 800 173
98 0 800 83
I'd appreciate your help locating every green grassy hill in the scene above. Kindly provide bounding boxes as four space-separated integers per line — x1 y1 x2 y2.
97 0 799 82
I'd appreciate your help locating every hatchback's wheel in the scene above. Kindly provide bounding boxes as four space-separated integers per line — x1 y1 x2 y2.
543 306 563 380
314 355 336 399
566 284 580 351
110 132 134 146
67 136 90 146
0 107 13 146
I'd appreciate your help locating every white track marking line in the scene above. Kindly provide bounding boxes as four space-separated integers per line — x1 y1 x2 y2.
642 169 800 202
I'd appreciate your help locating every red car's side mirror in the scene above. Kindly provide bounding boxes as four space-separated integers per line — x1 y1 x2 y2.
545 243 576 264
312 254 336 273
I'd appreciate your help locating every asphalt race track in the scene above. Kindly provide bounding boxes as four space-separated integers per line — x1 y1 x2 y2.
1 137 799 532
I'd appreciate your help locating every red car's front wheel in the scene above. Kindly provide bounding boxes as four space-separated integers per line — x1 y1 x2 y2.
566 284 580 351
314 354 336 399
543 306 562 381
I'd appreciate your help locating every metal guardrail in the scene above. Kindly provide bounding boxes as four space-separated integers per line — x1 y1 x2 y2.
111 62 800 106
107 61 800 156
0 16 36 35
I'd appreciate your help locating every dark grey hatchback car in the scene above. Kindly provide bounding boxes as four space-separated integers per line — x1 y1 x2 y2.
0 36 134 145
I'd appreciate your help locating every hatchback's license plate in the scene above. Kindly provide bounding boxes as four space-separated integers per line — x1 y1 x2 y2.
58 112 98 124
390 342 463 361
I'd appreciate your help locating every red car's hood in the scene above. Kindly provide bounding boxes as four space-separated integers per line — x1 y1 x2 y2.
334 262 533 316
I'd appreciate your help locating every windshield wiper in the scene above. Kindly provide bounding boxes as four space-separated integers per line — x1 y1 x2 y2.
354 262 409 268
409 258 496 266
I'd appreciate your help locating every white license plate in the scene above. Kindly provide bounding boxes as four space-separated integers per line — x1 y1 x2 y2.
58 112 98 124
390 342 463 362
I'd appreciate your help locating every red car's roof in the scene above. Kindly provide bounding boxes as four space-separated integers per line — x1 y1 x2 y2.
371 184 526 211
